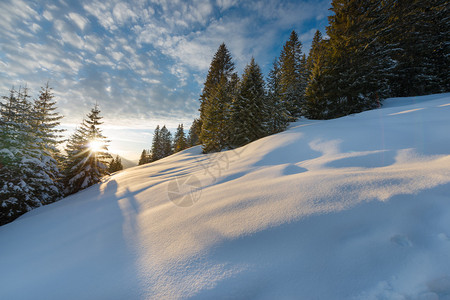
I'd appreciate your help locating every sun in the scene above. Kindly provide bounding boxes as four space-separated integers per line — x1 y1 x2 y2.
88 140 104 153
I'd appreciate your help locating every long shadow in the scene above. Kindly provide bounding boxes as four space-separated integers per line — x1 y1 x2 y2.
191 182 450 299
0 178 143 300
252 134 321 168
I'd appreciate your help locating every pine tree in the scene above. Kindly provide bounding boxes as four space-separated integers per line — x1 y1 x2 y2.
138 149 150 165
63 104 111 195
266 58 289 133
173 124 187 152
108 155 123 173
199 43 237 153
231 58 267 147
187 118 202 146
278 30 307 120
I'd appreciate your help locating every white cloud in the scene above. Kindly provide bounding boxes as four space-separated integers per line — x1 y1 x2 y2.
142 78 161 84
93 54 115 67
112 2 137 25
29 23 41 33
170 64 189 87
83 34 102 53
0 0 40 33
83 1 117 31
67 12 89 31
54 19 84 49
110 51 124 61
216 0 237 11
43 10 53 21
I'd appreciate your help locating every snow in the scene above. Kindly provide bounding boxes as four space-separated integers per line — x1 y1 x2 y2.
1 93 450 299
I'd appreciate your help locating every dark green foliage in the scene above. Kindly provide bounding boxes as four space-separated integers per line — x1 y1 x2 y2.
199 43 237 153
150 125 162 162
31 83 65 203
306 30 323 79
324 0 392 117
173 124 188 152
266 58 289 133
150 125 173 161
160 125 173 157
138 149 150 165
108 155 123 173
305 0 448 119
0 87 41 225
385 0 449 96
187 118 202 147
1 85 65 225
278 30 308 120
231 58 267 147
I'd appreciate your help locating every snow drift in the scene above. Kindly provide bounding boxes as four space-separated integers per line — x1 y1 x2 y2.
1 94 450 299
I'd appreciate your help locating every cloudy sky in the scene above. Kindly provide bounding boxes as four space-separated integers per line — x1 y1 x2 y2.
0 0 331 161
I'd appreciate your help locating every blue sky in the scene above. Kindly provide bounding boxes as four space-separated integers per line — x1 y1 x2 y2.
0 0 331 161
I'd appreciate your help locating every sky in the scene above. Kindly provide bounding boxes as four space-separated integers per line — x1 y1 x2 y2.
0 0 332 161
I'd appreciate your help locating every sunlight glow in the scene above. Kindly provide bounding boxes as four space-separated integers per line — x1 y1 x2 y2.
88 140 104 153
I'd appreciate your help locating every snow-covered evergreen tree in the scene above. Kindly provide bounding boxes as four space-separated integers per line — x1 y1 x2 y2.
386 0 449 96
63 104 111 195
0 87 43 225
30 83 65 204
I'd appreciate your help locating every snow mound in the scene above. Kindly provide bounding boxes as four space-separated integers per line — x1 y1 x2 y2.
1 93 450 299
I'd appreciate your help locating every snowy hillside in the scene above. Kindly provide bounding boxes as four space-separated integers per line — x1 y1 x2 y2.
1 94 450 300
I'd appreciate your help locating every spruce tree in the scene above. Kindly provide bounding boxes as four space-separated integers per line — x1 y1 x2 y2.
160 125 173 157
63 104 111 195
231 58 267 147
0 87 43 224
278 30 307 120
30 83 65 204
173 124 187 152
306 30 323 80
266 58 289 133
150 125 162 162
323 0 394 117
138 149 150 165
199 43 237 153
304 39 333 119
386 0 449 96
108 155 123 173
187 118 202 146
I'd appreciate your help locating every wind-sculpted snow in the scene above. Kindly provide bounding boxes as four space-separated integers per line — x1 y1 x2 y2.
1 94 450 299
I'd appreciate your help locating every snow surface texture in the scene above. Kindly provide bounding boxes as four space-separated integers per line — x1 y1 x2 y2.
1 94 450 300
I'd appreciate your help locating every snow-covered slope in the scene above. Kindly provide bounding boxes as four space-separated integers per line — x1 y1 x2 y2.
1 94 450 300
